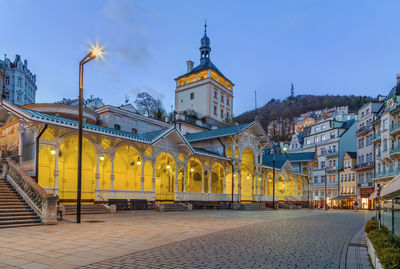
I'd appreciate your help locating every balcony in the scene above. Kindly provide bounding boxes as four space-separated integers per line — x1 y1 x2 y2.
373 168 400 179
372 132 381 142
356 125 372 136
376 152 381 158
325 167 337 172
325 152 338 158
390 146 400 157
357 182 374 188
353 162 374 171
390 123 400 135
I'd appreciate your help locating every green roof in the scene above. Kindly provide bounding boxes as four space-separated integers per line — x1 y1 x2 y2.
184 122 255 142
15 106 171 144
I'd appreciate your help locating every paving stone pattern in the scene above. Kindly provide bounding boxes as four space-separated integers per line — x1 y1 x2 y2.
81 212 369 269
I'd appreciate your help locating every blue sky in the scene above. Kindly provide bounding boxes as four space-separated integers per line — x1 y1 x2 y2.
1 0 400 115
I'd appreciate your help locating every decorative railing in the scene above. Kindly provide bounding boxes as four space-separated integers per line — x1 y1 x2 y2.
373 168 400 179
95 190 155 201
390 146 400 155
4 158 57 225
390 123 400 133
353 162 374 170
356 125 373 135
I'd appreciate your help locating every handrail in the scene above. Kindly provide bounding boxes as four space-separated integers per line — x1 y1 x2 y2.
4 158 57 225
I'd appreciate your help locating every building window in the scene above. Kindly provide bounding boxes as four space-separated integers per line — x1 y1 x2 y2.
214 90 218 99
220 109 223 118
131 128 137 134
213 106 217 115
5 77 9 85
221 95 224 103
114 124 121 130
227 97 230 106
190 92 194 100
17 77 22 86
226 112 229 119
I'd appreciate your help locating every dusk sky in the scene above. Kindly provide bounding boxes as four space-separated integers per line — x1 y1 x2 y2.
1 0 400 115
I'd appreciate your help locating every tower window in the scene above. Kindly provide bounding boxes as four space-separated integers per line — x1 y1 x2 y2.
221 95 224 102
114 124 121 130
214 90 218 99
190 92 194 100
220 109 223 118
214 106 217 115
227 98 230 106
131 128 137 134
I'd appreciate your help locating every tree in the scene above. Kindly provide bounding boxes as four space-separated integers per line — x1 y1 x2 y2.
134 92 166 119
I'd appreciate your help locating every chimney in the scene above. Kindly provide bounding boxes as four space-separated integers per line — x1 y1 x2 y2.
397 74 400 85
187 60 194 73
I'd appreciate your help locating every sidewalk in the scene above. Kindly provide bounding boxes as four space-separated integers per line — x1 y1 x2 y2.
342 228 371 269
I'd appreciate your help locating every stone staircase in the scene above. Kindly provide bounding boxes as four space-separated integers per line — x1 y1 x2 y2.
0 178 41 228
64 204 109 215
156 203 187 212
241 203 271 211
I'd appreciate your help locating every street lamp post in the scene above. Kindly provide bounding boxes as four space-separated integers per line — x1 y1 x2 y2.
77 45 104 224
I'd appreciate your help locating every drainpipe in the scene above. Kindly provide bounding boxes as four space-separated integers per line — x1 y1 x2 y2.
35 124 48 182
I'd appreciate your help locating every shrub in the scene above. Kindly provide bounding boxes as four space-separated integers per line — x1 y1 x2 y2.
365 217 400 269
376 247 400 269
365 217 378 233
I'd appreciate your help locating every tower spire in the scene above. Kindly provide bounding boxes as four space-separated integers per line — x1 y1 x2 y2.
200 22 211 64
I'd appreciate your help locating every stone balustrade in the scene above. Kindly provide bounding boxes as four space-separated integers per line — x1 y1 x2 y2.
5 158 57 225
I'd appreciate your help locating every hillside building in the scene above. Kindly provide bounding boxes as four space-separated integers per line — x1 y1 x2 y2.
302 118 357 208
0 55 37 105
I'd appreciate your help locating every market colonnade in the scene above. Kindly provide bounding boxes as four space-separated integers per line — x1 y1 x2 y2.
37 127 308 204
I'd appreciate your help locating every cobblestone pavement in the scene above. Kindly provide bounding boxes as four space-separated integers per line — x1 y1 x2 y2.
81 211 371 269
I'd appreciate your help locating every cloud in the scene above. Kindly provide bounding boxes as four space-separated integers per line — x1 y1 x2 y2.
102 0 152 70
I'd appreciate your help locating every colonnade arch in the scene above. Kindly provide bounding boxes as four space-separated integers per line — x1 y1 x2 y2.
211 162 224 193
58 135 97 201
186 157 203 193
240 148 254 201
114 145 142 191
38 146 55 189
155 152 176 201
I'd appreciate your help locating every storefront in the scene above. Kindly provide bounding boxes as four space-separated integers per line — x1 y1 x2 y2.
359 187 374 210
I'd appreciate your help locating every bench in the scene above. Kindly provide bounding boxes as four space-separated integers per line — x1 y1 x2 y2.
108 199 129 211
129 199 147 210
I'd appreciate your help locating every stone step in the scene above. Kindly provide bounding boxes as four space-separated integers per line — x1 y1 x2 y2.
0 208 33 213
0 223 42 229
0 215 40 221
0 201 27 205
0 219 41 226
0 198 22 202
0 212 35 217
0 205 29 209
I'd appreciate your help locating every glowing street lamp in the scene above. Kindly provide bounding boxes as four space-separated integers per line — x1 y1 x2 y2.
76 44 104 224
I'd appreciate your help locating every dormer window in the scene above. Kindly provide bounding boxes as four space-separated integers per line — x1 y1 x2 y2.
131 128 137 134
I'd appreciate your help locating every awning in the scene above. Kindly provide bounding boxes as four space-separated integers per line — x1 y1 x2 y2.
331 195 355 201
369 190 377 200
380 174 400 198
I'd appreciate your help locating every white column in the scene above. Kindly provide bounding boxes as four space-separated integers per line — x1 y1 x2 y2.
95 154 100 191
141 159 145 191
175 165 179 193
223 168 227 197
183 166 187 200
238 164 241 202
18 124 24 166
201 167 205 201
208 164 212 201
54 146 60 195
110 154 115 198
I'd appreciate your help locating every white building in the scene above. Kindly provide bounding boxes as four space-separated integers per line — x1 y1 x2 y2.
174 25 234 128
303 119 357 208
0 54 37 105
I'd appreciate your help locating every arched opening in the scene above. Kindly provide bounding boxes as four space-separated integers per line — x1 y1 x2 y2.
143 161 153 191
211 163 224 193
38 146 55 189
278 175 286 201
99 154 112 190
186 158 203 193
240 148 254 202
155 152 176 201
177 166 184 192
59 136 97 202
114 145 142 191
